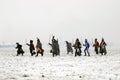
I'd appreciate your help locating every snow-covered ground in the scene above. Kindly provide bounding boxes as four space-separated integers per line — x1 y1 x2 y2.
0 46 120 80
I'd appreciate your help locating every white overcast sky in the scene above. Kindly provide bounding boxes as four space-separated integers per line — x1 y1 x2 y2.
0 0 120 45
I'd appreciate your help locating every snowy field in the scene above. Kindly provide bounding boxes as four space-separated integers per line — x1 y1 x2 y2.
0 46 120 80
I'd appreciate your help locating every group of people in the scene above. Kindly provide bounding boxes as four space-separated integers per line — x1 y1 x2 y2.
93 38 107 55
16 36 107 57
66 38 90 56
65 38 107 56
16 37 44 57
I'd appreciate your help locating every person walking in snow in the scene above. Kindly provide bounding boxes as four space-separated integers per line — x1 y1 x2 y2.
99 38 107 55
73 38 82 56
16 42 24 56
35 37 44 57
49 36 60 57
93 38 99 54
83 39 90 56
65 41 73 54
26 40 36 56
